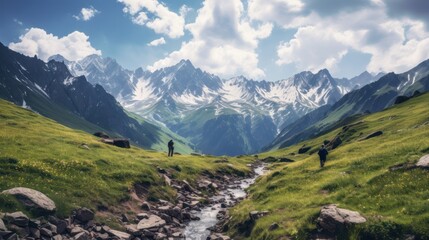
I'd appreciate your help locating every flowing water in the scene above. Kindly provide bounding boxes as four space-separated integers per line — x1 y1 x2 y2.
184 165 266 240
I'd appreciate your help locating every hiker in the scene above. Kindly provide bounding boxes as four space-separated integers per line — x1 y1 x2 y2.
168 140 174 157
318 145 328 167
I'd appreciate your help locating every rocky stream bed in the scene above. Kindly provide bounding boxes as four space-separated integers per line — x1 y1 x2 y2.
0 162 266 240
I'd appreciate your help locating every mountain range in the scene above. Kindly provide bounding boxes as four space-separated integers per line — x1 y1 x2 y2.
2 43 428 156
267 59 429 150
52 54 382 155
0 43 193 153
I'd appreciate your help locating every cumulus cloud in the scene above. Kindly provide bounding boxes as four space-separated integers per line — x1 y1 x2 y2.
73 6 99 21
276 26 351 72
9 28 101 61
250 0 429 75
147 37 166 46
118 0 185 38
148 0 272 80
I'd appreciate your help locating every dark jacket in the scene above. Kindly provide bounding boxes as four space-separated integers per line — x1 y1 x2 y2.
318 148 328 161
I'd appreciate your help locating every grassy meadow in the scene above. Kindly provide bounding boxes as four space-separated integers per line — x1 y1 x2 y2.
0 99 253 222
229 93 429 239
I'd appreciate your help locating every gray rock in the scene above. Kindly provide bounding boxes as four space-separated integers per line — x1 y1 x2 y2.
163 174 171 186
158 206 181 220
137 215 166 230
97 232 109 240
269 222 279 231
6 224 29 237
360 131 383 140
0 218 6 231
141 202 151 211
108 229 131 239
124 224 139 235
29 228 40 238
121 213 129 223
4 212 29 227
70 226 85 236
74 231 90 240
74 208 94 223
249 211 269 221
316 204 366 233
159 213 173 224
155 232 167 239
2 187 56 213
208 233 231 240
137 213 149 220
54 220 68 234
40 227 53 237
416 154 429 168
53 234 63 240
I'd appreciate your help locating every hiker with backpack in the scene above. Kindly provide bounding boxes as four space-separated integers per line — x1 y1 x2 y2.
168 140 174 157
318 145 328 167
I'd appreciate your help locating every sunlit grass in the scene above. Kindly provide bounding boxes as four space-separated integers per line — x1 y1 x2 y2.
0 99 254 219
229 93 429 239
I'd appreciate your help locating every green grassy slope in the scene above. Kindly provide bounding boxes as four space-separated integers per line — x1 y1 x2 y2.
229 93 429 239
0 99 253 219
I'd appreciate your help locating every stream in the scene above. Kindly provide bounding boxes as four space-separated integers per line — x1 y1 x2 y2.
183 165 266 240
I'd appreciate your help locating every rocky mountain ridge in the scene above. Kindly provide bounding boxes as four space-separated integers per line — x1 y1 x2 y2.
55 54 381 155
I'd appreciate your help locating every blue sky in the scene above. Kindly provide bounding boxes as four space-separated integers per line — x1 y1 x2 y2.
1 0 429 81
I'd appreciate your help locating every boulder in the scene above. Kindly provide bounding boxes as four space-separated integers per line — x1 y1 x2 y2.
394 95 410 105
29 228 40 238
137 215 166 230
100 138 130 148
316 204 366 233
298 145 311 154
49 218 68 234
93 132 110 139
416 154 429 168
360 131 383 141
40 227 53 237
279 158 294 163
0 219 6 231
124 224 139 235
208 233 231 240
328 136 342 150
3 212 29 227
108 229 131 239
163 174 171 186
2 187 56 213
141 202 151 211
53 234 63 240
121 213 129 223
74 231 90 240
137 213 149 220
182 180 194 192
249 211 269 221
6 224 29 237
74 208 94 223
269 222 279 231
262 156 277 162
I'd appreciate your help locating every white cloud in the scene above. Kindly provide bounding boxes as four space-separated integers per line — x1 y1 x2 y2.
267 2 429 74
148 37 166 46
276 26 350 72
148 0 272 80
73 6 99 21
118 0 185 39
248 0 306 28
9 28 101 61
